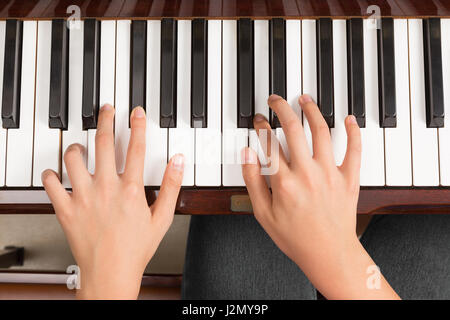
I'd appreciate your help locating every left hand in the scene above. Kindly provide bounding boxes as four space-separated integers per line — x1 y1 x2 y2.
42 104 184 299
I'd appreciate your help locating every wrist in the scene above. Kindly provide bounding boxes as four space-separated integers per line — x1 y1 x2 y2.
296 237 398 299
76 266 143 300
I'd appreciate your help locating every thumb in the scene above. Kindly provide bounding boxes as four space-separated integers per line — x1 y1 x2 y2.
151 154 184 227
241 148 272 218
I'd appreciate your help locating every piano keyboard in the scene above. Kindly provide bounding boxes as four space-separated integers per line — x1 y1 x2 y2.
0 18 449 188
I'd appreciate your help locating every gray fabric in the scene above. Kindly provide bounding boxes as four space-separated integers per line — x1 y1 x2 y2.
182 214 450 300
360 214 450 300
181 215 316 299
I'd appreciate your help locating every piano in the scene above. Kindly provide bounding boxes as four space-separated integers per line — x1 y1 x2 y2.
0 0 450 215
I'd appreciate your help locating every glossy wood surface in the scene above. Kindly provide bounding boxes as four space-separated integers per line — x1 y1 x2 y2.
0 188 450 215
0 0 449 18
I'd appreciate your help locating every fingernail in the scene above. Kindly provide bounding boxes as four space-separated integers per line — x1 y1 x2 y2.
241 148 256 165
41 169 50 182
268 94 282 104
348 115 358 125
171 154 185 171
253 113 267 123
101 104 113 111
133 106 145 118
299 94 312 105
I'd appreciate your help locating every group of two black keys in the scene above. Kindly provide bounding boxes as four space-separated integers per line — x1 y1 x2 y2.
1 17 445 131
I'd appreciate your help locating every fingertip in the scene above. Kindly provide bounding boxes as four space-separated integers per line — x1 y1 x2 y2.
268 94 282 104
41 169 57 184
298 94 313 106
241 147 258 165
131 106 146 119
101 103 114 112
169 153 185 172
346 115 358 126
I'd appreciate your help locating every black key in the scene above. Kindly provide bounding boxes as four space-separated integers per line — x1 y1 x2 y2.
377 18 396 128
82 19 101 130
160 18 177 128
269 18 286 128
423 18 444 128
49 19 69 129
237 18 254 129
2 20 23 129
191 19 207 128
130 20 147 124
346 18 365 128
316 18 334 128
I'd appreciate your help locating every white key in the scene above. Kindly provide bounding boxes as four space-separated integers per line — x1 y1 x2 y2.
223 20 247 186
248 129 271 187
251 20 270 167
254 20 269 119
33 21 61 187
281 19 302 161
385 19 412 186
168 20 194 186
145 21 167 186
88 20 116 175
0 21 7 186
409 19 439 186
6 21 37 186
62 21 88 188
440 19 450 186
360 19 385 186
301 20 316 155
115 20 131 174
195 20 221 186
331 19 348 166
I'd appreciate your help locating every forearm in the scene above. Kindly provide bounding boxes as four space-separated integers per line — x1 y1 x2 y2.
294 238 400 300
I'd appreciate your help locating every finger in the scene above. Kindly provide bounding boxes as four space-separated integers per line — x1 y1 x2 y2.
151 154 184 227
267 94 311 167
63 143 91 191
124 107 146 183
252 113 288 174
95 104 116 175
41 169 71 214
340 115 362 181
299 94 334 165
241 147 272 218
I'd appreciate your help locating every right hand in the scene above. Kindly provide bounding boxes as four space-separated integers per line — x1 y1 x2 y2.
241 94 399 300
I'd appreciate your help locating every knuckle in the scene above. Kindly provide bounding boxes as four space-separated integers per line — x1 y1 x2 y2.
129 139 146 155
284 118 301 134
277 177 296 194
242 166 259 181
350 140 362 154
165 172 181 188
124 181 142 197
314 123 330 137
95 131 112 146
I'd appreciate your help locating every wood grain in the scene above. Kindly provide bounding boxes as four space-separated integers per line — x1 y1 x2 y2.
0 0 448 18
1 188 450 215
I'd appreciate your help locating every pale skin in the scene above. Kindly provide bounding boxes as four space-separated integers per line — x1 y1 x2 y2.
42 94 399 300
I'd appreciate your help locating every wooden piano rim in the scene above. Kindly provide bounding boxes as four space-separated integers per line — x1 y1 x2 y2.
1 0 450 19
2 16 450 21
1 187 450 215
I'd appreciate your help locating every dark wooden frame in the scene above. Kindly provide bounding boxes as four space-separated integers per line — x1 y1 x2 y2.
1 0 450 19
